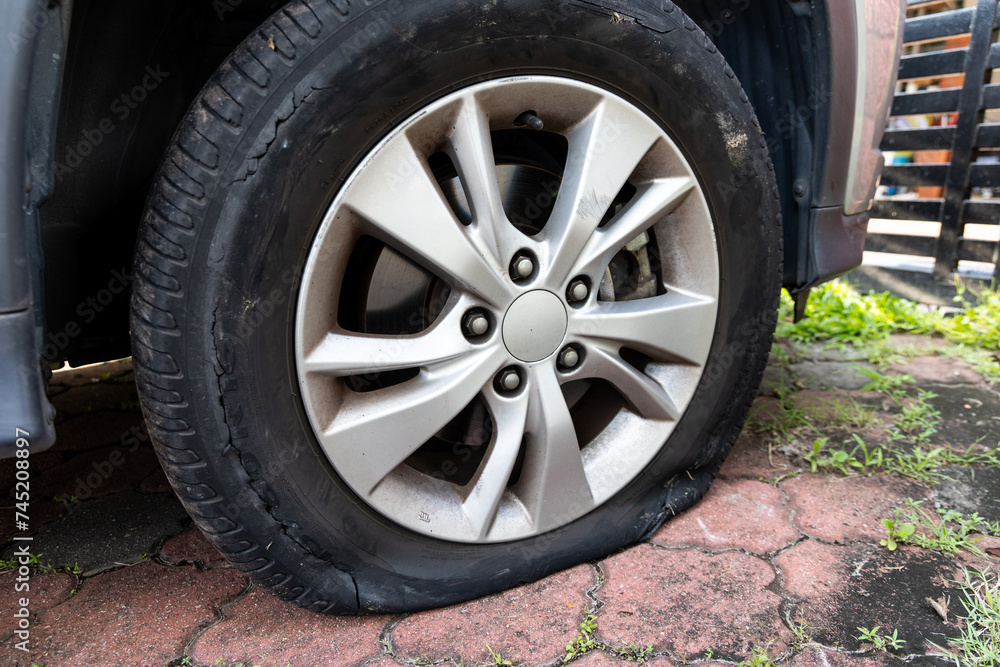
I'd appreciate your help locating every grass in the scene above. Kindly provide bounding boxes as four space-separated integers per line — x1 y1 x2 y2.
798 433 997 485
930 569 1000 667
748 372 881 444
895 389 942 443
612 642 655 661
778 279 1000 355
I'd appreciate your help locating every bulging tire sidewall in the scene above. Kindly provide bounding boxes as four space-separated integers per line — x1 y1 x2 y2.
155 0 779 611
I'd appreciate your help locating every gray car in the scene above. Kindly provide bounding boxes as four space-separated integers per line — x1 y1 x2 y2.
0 0 904 612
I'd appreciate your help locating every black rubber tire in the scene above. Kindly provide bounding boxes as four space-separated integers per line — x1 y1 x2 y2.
130 0 781 614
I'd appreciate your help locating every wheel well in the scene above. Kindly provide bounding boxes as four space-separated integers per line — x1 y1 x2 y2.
673 0 831 290
39 0 830 365
39 0 280 366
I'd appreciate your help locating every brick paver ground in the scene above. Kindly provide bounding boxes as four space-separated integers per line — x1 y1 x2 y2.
1 333 997 666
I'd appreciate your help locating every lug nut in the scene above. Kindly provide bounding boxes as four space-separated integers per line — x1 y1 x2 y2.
567 279 589 303
462 309 489 337
558 346 580 370
495 367 521 392
511 253 534 280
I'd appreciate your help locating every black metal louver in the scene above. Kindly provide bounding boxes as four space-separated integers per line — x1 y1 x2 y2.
868 0 1000 290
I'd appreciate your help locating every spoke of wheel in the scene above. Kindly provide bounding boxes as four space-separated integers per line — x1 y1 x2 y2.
571 176 695 280
581 346 679 421
342 135 509 307
448 96 521 267
461 389 530 539
517 365 594 533
540 99 661 286
319 348 505 496
302 305 473 376
572 292 717 365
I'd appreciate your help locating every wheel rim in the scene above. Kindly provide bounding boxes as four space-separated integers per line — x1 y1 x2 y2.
295 76 719 543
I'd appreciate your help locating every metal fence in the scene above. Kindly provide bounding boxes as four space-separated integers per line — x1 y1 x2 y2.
855 0 999 304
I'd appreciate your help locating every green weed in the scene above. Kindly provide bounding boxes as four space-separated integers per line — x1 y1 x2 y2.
881 500 1000 557
485 645 515 666
737 645 777 667
801 436 950 484
856 365 915 397
789 619 813 651
929 569 1000 667
857 626 905 652
613 642 655 662
895 389 942 443
563 613 599 662
0 552 71 574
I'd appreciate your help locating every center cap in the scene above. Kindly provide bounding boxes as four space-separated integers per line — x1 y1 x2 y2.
502 290 568 362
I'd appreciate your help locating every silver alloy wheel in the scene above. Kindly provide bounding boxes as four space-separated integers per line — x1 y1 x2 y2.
295 76 719 543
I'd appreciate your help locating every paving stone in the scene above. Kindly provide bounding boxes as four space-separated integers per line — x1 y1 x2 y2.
0 490 189 574
48 382 141 423
933 466 1000 523
954 534 1000 571
790 360 876 391
792 342 871 363
191 586 388 665
33 443 161 500
159 528 228 568
393 564 592 664
782 474 930 543
918 385 1000 446
0 562 244 666
32 499 70 527
598 544 789 659
0 452 66 499
790 646 905 667
651 479 799 554
886 334 948 352
888 356 982 385
792 390 886 419
718 432 794 481
777 546 955 653
775 541 869 622
0 573 74 639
